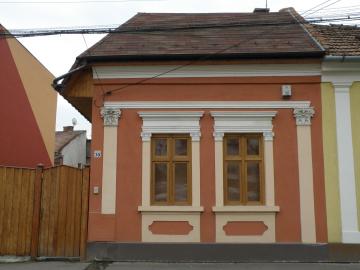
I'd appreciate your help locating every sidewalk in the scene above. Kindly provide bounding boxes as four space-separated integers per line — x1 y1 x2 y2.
2 262 360 270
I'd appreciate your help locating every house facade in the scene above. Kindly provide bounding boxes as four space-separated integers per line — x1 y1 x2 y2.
55 126 87 167
308 24 360 243
0 25 57 167
54 10 340 259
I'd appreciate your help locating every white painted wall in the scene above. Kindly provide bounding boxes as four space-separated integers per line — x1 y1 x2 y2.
61 132 87 167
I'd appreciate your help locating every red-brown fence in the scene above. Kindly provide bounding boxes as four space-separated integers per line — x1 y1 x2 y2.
0 165 89 259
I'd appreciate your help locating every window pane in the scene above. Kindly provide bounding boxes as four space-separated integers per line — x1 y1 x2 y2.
174 163 188 202
227 138 239 156
247 162 260 202
226 162 240 201
154 138 167 156
175 139 187 156
154 163 168 202
247 137 260 156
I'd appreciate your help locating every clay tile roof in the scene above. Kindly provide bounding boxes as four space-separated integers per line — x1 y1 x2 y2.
55 130 85 153
78 11 324 60
307 24 360 56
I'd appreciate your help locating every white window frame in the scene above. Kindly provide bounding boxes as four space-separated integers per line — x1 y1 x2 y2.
137 111 204 242
211 111 279 211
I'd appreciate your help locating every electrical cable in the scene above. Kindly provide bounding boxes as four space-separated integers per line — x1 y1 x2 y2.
98 22 324 98
301 0 334 16
304 0 343 17
38 11 359 106
1 15 359 38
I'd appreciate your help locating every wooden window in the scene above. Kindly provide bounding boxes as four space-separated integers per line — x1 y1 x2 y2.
151 134 191 205
223 134 264 205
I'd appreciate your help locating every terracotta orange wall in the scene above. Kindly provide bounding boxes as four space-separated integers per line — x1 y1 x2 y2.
88 75 327 243
0 37 52 168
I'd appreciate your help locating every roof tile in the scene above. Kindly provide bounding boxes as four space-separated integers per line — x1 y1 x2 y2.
79 12 323 59
308 24 360 56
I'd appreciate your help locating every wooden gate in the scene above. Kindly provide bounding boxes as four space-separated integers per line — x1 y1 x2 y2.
0 167 36 256
0 165 89 259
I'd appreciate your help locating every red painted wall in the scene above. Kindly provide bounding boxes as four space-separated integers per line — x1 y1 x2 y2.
0 37 51 168
87 75 327 243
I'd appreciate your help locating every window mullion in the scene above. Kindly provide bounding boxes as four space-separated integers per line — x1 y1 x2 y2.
242 136 247 205
169 137 174 204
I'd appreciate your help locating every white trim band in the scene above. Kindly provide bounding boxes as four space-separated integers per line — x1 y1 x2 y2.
105 101 311 109
93 64 321 79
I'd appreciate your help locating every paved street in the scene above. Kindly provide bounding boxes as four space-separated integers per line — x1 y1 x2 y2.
2 262 360 270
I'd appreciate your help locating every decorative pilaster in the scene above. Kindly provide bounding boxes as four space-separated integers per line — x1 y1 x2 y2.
294 106 316 243
263 133 275 206
100 107 121 214
333 82 360 243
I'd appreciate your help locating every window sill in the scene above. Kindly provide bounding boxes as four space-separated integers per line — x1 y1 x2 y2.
212 205 280 213
138 205 204 213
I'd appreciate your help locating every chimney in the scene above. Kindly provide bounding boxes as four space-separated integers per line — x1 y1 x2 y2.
253 8 270 13
63 126 74 132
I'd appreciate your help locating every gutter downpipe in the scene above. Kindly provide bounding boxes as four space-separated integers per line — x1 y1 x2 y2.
52 64 88 92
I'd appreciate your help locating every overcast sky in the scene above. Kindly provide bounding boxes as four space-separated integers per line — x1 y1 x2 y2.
0 0 358 138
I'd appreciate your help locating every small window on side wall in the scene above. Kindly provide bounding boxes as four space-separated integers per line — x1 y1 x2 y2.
151 134 191 205
223 134 264 205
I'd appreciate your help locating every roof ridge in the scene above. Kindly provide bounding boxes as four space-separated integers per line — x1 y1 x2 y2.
285 8 325 52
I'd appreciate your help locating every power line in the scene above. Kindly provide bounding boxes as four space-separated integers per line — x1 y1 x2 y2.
1 15 359 38
49 13 359 100
300 4 360 13
304 0 343 17
301 0 334 16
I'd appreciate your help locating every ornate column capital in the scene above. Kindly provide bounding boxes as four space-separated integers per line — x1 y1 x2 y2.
333 81 353 92
190 131 201 142
140 132 152 142
100 108 121 126
263 131 274 141
293 107 315 126
213 131 224 142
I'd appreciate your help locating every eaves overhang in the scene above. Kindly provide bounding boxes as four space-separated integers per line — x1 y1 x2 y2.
78 51 325 63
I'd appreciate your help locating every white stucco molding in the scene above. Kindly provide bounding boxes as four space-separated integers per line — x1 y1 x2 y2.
138 111 204 213
322 60 360 86
213 131 225 142
211 111 277 139
293 107 315 126
138 110 203 242
211 111 277 207
93 64 321 79
263 131 274 141
105 101 311 109
138 111 204 141
140 131 152 142
100 107 121 126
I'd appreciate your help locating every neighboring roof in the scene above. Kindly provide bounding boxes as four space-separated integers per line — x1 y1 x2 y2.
78 11 324 60
307 24 360 56
55 130 85 152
